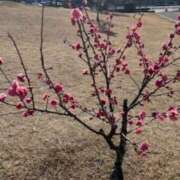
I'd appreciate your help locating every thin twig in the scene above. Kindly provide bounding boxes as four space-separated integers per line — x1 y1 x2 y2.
0 67 11 84
8 33 35 108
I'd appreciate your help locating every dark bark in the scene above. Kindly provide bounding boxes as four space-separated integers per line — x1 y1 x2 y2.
110 99 128 180
110 150 124 180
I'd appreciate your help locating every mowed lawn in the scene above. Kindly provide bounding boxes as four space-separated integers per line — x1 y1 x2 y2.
0 2 180 180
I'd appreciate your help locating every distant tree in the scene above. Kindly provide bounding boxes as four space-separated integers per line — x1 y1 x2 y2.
93 0 106 23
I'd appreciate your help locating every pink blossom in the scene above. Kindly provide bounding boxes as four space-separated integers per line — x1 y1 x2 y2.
125 69 130 75
143 91 150 102
158 56 169 65
138 111 146 120
133 32 140 42
7 81 27 100
155 74 168 88
116 59 122 65
70 8 83 25
167 107 178 121
175 71 180 81
72 43 81 51
135 128 143 134
90 27 96 34
69 95 74 101
50 99 58 108
8 87 17 96
128 120 134 125
121 61 128 71
22 111 28 117
138 142 149 155
108 48 115 56
105 89 112 96
0 93 7 102
152 112 166 121
136 119 144 127
94 54 100 61
99 87 105 94
147 65 155 75
0 57 4 65
12 80 19 89
8 80 19 96
17 73 25 82
37 72 43 80
22 110 34 117
82 69 89 75
75 43 81 50
63 93 71 103
154 63 160 71
16 86 28 100
70 104 76 109
175 22 180 28
162 43 168 50
176 26 180 35
96 110 105 118
100 99 106 106
54 83 64 94
16 102 23 109
45 79 52 86
126 39 132 48
155 79 163 88
137 21 142 28
42 92 49 101
25 97 32 104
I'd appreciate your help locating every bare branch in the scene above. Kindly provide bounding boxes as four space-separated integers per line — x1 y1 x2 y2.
8 33 35 109
0 67 11 84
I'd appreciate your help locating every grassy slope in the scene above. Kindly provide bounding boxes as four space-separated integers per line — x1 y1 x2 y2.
0 2 180 180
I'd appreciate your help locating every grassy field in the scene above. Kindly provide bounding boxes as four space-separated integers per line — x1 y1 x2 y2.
0 2 180 180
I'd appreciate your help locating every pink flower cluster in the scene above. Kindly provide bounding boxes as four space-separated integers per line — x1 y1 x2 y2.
70 8 84 25
22 109 34 117
41 81 77 110
113 57 130 75
152 106 179 121
47 93 77 110
138 142 149 155
128 106 178 136
8 80 28 100
0 71 34 117
155 74 168 88
167 107 178 121
128 111 147 135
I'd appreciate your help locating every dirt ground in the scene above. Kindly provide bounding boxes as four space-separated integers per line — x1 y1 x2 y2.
0 2 180 180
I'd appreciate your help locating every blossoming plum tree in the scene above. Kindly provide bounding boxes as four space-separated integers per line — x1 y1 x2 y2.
0 7 180 180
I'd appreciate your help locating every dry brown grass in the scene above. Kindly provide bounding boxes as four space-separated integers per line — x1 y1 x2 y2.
0 2 180 180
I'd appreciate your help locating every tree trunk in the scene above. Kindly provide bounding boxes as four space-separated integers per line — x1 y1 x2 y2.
110 99 128 180
110 150 124 180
